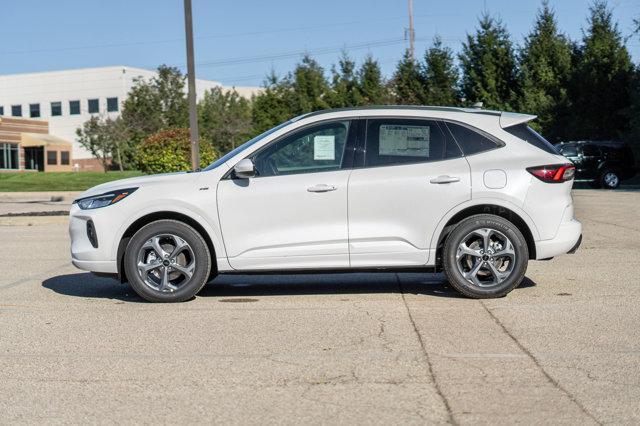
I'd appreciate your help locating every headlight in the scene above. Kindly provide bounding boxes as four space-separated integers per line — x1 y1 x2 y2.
74 188 137 210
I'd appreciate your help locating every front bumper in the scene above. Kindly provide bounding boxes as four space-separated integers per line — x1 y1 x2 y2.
534 219 582 259
69 205 119 273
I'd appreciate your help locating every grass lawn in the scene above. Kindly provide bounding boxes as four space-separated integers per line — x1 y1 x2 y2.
0 171 145 192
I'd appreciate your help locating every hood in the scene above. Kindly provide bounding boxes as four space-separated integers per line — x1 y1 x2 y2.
76 171 193 199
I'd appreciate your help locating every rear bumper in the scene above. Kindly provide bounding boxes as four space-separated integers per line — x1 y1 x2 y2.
535 219 582 259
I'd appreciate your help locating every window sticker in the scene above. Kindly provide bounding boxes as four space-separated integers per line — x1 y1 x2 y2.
379 125 430 157
313 135 335 160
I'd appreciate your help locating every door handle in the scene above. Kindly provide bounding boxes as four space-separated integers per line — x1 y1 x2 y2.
430 175 460 184
307 184 337 193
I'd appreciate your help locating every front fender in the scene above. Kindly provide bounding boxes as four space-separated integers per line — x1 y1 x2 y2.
109 199 226 262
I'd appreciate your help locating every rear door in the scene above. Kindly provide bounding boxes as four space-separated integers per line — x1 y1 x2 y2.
347 117 471 267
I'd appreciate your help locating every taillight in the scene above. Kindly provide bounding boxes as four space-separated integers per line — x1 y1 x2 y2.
527 164 575 183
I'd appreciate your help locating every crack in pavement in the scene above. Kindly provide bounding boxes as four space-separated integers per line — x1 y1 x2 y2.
395 273 457 425
480 301 602 425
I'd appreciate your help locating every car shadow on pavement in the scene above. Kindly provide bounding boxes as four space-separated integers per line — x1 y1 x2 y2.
42 272 537 303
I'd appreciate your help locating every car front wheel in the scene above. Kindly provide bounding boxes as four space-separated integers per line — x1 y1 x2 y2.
443 214 528 299
124 219 212 302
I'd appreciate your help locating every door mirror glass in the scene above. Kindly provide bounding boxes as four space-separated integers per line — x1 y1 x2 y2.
233 158 255 179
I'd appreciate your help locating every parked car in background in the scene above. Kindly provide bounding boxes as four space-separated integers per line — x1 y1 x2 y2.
555 141 637 189
69 106 582 302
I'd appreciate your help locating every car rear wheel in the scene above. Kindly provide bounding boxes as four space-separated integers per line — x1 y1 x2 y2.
443 214 528 299
601 170 620 189
124 220 212 302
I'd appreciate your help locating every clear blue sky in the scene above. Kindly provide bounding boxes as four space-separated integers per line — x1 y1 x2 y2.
1 0 638 87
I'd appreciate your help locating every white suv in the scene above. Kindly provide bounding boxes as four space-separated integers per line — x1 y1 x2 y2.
70 106 582 302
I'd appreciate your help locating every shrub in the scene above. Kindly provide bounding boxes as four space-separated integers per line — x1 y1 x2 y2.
137 128 217 173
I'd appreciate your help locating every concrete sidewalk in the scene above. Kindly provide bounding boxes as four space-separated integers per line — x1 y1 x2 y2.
0 191 79 216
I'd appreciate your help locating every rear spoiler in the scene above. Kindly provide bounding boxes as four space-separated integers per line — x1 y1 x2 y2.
500 112 537 129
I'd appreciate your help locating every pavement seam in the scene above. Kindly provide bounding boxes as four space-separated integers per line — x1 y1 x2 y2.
480 301 602 425
396 273 457 425
0 262 71 291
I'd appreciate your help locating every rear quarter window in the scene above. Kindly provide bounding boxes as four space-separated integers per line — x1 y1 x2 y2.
445 122 501 156
504 124 559 155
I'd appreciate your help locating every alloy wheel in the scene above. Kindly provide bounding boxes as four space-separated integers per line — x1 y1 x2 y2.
455 228 516 287
136 234 196 293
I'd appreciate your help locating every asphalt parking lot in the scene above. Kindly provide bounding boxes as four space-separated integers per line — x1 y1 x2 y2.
1 189 639 424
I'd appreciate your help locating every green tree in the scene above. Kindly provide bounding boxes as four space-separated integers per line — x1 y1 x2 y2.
120 65 189 145
459 14 520 110
76 116 132 172
391 50 426 104
355 55 389 105
519 1 572 141
422 36 460 106
569 1 634 139
290 54 330 113
251 71 296 134
199 86 253 155
327 52 360 108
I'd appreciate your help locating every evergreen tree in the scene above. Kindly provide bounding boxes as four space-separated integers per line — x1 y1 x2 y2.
459 14 519 110
569 1 633 139
519 1 572 141
422 36 460 106
251 71 296 134
392 50 426 104
327 52 360 108
290 55 330 113
198 86 253 155
355 55 389 105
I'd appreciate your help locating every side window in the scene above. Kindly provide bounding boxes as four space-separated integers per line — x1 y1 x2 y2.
581 145 600 157
560 145 578 157
364 119 455 167
446 122 500 156
253 121 350 177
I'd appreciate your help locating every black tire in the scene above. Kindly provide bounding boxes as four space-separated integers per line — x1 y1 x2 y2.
124 219 212 302
443 214 529 299
600 169 620 189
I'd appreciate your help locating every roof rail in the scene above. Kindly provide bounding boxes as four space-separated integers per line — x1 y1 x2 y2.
301 105 537 128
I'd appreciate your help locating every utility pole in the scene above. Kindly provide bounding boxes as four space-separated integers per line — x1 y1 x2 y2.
184 0 199 170
408 0 415 61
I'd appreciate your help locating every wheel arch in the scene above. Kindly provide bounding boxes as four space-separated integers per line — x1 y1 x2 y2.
117 211 218 283
432 203 538 268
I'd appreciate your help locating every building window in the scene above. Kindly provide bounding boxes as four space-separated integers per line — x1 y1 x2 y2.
69 100 81 115
60 151 70 165
11 105 22 117
88 98 99 114
30 103 40 118
106 97 118 112
47 151 57 165
0 106 4 116
51 102 62 116
0 143 20 169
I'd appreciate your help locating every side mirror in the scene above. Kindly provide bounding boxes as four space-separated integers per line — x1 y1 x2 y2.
233 158 255 179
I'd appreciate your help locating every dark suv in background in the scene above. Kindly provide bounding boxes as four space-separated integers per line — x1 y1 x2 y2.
555 141 637 189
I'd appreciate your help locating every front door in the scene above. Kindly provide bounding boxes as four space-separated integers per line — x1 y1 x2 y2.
348 118 471 267
217 120 356 270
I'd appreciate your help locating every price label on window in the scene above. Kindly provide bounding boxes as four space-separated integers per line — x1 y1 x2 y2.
314 135 335 160
379 125 430 157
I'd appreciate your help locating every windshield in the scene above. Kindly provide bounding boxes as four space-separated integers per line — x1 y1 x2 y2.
203 119 297 171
